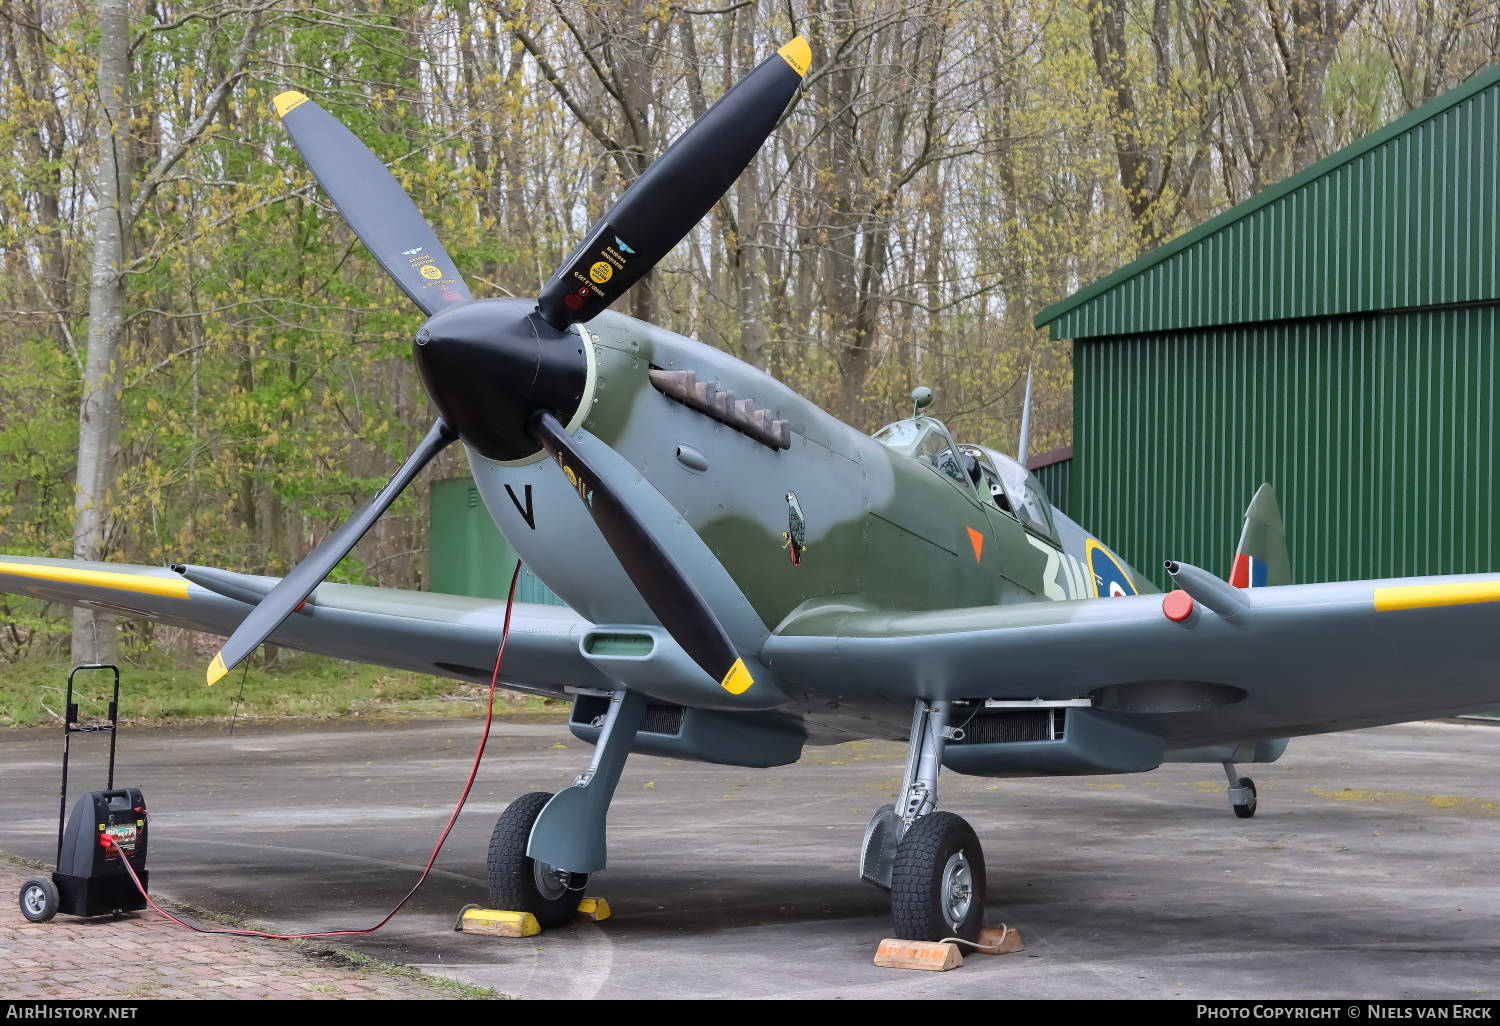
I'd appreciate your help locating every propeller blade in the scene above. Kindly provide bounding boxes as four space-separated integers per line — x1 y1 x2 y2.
206 420 458 684
274 92 473 316
536 37 810 328
529 411 753 695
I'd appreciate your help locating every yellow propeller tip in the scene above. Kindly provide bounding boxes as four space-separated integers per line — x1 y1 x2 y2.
720 658 754 695
273 91 309 118
777 37 811 78
207 652 228 686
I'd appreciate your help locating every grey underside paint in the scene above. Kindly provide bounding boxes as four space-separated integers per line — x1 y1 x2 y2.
8 552 1500 753
763 573 1500 747
566 695 805 767
7 556 1500 760
0 556 609 697
943 707 1166 777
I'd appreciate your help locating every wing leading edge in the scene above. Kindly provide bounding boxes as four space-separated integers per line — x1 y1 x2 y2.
0 556 605 696
763 569 1500 748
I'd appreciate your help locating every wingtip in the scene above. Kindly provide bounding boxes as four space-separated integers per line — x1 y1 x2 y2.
207 652 228 686
720 658 754 695
273 91 309 118
777 36 811 78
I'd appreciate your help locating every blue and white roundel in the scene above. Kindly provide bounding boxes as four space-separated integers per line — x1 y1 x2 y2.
1086 540 1137 598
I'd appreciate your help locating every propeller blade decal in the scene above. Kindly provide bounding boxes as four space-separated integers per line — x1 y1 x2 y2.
207 420 458 684
274 92 473 316
529 411 753 695
537 37 810 328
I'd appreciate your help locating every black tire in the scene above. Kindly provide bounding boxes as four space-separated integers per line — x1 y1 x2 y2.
487 791 587 930
19 876 59 923
1233 777 1258 818
890 811 986 942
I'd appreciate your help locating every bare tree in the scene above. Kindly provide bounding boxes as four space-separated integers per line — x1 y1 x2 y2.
72 0 267 662
71 0 131 664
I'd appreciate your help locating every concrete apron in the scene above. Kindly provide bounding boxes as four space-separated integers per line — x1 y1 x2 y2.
1 716 1496 999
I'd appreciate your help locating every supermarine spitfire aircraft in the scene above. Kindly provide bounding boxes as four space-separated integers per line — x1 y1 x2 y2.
8 35 1500 943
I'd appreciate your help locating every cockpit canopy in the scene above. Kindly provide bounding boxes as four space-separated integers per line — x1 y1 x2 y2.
874 417 1059 544
873 418 971 486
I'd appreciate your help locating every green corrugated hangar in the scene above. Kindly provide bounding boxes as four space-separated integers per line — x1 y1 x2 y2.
1035 63 1500 591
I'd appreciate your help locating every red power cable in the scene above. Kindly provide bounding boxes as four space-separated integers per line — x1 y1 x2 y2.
108 561 524 940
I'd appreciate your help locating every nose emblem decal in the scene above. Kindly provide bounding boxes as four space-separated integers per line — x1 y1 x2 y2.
783 491 807 566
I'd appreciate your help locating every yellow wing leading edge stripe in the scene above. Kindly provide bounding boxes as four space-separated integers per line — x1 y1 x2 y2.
0 561 189 600
1373 582 1500 612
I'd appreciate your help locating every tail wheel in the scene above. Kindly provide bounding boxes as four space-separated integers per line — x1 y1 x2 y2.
890 811 986 942
19 876 59 923
1233 777 1258 818
487 791 588 930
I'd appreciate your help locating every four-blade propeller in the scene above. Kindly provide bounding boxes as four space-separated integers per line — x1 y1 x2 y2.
205 36 811 693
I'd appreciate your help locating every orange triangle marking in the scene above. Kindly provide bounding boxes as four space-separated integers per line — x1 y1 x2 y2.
967 526 985 563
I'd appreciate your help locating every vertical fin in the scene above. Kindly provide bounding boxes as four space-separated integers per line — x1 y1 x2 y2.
1016 362 1033 467
1229 484 1293 587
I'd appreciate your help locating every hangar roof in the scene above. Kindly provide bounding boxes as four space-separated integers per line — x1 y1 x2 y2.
1035 63 1500 341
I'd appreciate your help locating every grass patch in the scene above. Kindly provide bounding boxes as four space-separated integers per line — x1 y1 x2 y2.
0 649 568 727
295 942 503 999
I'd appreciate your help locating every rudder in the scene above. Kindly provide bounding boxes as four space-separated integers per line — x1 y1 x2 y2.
1229 484 1292 587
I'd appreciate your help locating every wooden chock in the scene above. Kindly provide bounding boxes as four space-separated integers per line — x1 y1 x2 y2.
576 897 611 922
873 938 963 972
973 925 1025 954
459 909 540 938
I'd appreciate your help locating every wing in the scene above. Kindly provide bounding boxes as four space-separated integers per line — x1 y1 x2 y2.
0 556 608 695
762 572 1500 748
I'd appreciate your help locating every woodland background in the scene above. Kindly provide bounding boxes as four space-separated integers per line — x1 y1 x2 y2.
1 0 1498 667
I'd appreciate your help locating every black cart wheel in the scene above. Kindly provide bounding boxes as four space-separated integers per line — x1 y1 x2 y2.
487 791 587 930
890 811 986 942
1233 777 1258 819
19 876 59 923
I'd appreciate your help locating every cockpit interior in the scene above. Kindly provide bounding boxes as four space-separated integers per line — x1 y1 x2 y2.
873 416 1059 545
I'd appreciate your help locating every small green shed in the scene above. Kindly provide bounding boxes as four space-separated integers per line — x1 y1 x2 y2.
428 477 565 605
1035 63 1500 591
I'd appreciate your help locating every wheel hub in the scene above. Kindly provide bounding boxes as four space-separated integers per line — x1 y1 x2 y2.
533 859 571 902
940 851 973 929
22 885 46 916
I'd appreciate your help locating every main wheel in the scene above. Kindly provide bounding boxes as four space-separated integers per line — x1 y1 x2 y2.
19 876 59 923
1233 777 1258 819
890 811 986 942
487 791 587 930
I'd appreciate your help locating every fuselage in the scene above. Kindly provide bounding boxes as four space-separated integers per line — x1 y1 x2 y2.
464 311 1151 738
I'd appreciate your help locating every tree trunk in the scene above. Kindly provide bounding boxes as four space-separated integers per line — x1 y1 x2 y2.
1090 0 1164 248
72 0 131 665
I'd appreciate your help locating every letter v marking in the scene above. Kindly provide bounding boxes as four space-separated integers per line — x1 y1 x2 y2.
505 484 536 530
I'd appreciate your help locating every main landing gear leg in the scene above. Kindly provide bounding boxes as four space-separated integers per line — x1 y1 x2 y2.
487 688 645 929
862 700 987 942
1224 760 1258 818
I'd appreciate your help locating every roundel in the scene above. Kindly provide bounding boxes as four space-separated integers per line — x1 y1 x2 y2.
1085 539 1137 598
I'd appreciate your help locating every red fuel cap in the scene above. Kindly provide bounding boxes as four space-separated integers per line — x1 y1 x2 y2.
1162 589 1195 622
